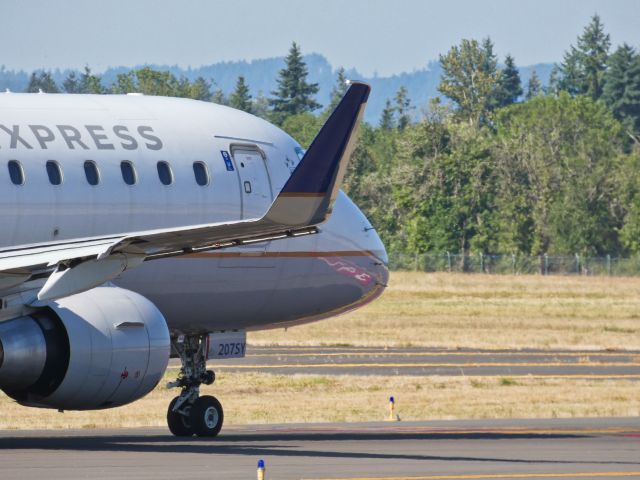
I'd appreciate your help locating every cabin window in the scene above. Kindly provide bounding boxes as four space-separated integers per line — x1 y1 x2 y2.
46 160 63 186
120 161 137 185
84 160 100 186
244 181 252 193
8 160 24 185
193 161 209 186
157 161 173 186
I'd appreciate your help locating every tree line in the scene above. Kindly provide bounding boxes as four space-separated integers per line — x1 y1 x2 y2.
22 16 640 257
348 14 640 258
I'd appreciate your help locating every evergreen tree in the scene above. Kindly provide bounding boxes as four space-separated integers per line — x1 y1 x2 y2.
579 14 611 99
229 75 253 113
480 37 498 75
63 71 81 93
394 86 412 130
79 66 103 93
526 70 542 100
379 99 395 130
603 44 640 133
110 72 136 94
624 54 640 133
176 76 212 101
26 72 39 93
176 77 189 98
135 67 179 96
546 65 561 96
558 46 583 95
494 54 523 107
189 77 213 101
212 88 227 105
269 42 320 125
558 14 611 99
252 91 270 119
327 67 348 112
26 71 59 93
603 44 635 107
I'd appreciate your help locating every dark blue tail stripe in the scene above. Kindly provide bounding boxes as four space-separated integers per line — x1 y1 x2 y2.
281 82 370 195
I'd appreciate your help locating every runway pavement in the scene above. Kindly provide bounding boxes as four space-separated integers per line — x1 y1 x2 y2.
189 346 640 379
0 418 638 480
4 347 638 479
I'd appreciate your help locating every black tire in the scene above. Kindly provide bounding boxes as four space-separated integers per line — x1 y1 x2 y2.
167 396 193 437
190 395 224 437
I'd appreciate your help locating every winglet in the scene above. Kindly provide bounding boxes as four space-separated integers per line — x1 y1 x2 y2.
265 81 370 226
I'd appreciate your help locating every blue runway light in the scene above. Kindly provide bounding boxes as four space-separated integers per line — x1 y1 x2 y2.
258 459 265 468
388 396 398 422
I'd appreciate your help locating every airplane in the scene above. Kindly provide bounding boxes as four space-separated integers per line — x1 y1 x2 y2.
0 82 388 437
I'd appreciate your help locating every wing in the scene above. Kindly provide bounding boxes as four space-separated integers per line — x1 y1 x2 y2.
0 82 371 302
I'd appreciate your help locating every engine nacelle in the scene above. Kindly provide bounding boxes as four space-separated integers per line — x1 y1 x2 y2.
0 286 170 410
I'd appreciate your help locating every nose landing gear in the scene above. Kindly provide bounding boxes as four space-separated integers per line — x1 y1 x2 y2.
166 334 224 437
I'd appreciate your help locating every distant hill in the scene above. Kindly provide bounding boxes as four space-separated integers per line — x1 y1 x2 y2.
0 55 554 125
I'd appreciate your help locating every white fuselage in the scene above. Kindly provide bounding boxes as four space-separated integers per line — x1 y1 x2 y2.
0 93 388 334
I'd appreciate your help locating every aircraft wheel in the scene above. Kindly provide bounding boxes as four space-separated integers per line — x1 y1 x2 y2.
167 396 194 437
190 395 224 437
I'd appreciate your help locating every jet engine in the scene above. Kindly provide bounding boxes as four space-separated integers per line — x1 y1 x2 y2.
0 286 170 410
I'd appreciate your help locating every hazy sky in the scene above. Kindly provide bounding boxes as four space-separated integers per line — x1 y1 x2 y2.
2 0 639 76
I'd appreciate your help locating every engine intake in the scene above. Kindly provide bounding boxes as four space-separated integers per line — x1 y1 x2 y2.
0 286 170 410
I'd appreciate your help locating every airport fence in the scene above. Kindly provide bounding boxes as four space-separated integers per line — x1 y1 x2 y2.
388 252 640 276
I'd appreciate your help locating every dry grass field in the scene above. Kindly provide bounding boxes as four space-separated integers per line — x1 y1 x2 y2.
1 272 638 429
252 272 640 350
0 371 638 429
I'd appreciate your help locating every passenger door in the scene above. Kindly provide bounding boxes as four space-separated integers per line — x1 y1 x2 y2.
221 147 276 270
232 147 273 219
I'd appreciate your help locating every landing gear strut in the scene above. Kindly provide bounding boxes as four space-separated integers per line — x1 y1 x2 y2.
166 334 224 437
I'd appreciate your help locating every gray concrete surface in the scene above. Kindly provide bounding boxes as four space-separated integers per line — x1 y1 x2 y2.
3 347 638 479
0 418 639 480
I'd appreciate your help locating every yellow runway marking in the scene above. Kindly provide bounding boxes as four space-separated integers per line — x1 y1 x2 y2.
249 351 640 358
249 346 638 354
304 471 640 479
213 368 640 379
229 425 639 436
295 428 635 435
385 428 636 435
207 362 637 368
474 429 629 435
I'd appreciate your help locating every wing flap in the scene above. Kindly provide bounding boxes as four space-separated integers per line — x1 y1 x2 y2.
0 237 123 273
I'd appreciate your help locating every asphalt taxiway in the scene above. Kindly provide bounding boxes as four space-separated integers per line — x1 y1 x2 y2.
196 346 640 379
0 418 638 480
4 347 638 479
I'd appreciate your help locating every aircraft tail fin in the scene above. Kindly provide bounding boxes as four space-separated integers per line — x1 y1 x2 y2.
265 81 370 226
